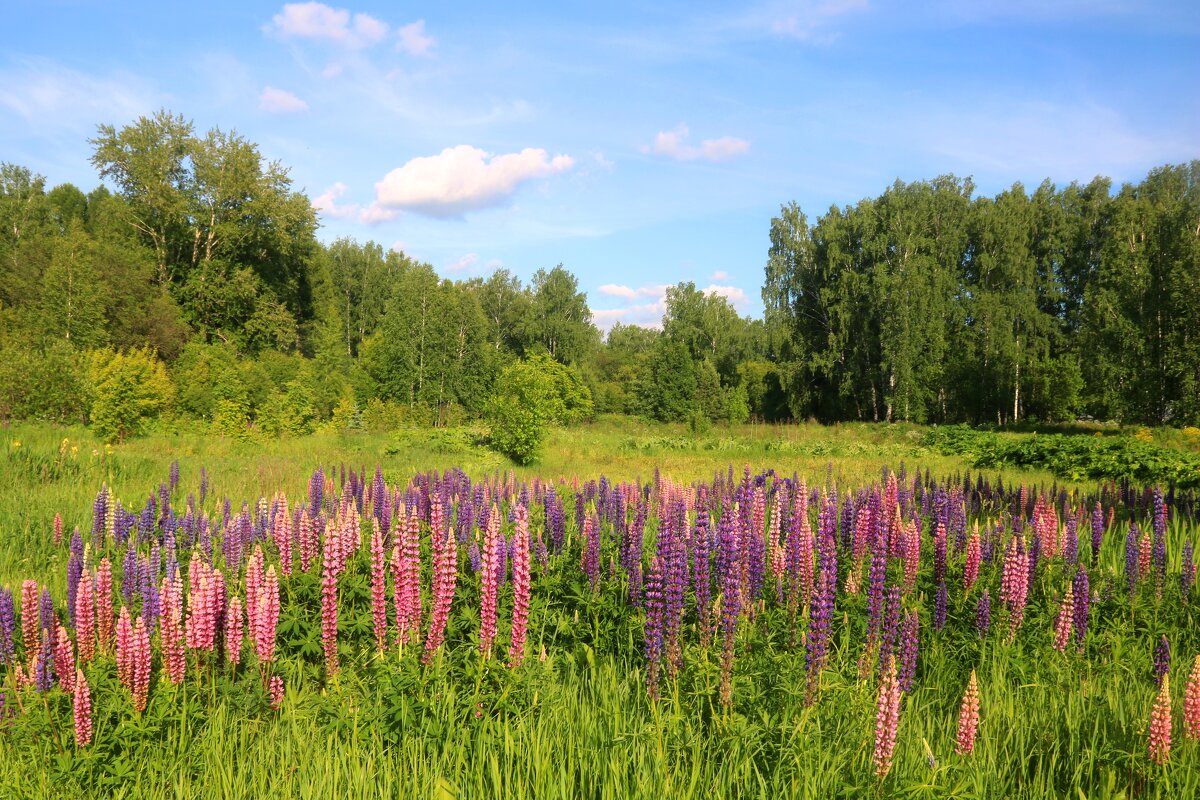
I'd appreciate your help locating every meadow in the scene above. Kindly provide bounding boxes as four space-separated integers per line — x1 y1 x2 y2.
1 419 1198 799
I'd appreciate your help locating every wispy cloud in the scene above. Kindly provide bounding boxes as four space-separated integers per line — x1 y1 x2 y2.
396 20 435 56
770 0 869 43
0 58 155 130
444 253 478 273
265 2 389 48
259 86 309 113
645 125 749 162
366 145 575 220
311 181 358 218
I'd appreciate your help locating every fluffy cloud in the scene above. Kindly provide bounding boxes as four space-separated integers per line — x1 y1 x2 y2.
396 20 435 55
369 145 575 219
646 125 749 162
710 270 730 281
259 86 309 113
311 182 358 218
266 2 389 48
597 284 669 301
702 284 750 309
444 253 479 273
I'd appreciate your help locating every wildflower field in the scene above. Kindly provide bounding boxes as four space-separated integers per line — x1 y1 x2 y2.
1 422 1199 799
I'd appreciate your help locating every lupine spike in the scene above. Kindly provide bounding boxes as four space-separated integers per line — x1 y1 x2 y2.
73 668 93 747
1184 655 1200 742
873 655 902 778
955 670 980 755
1149 673 1172 765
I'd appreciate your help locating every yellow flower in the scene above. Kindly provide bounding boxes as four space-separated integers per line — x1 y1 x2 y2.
10 440 19 449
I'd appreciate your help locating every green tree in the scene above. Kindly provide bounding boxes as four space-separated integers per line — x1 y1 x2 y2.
487 354 593 464
87 347 175 442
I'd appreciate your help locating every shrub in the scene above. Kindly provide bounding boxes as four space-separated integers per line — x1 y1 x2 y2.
487 354 593 464
87 347 174 442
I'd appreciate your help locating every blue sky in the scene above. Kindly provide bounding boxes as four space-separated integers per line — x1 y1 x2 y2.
3 1 1197 329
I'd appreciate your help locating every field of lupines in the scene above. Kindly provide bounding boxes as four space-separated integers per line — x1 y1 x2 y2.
2 448 1200 798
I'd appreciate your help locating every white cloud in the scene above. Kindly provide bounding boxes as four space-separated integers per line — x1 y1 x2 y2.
311 182 358 218
266 2 389 48
646 125 750 162
710 270 730 281
444 253 478 273
396 20 435 56
590 300 668 331
259 86 309 113
389 240 408 254
703 284 751 309
358 203 398 224
371 145 576 218
771 0 869 43
598 284 638 301
0 58 155 131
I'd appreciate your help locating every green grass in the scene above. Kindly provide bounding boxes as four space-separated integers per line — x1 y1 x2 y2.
0 419 1197 798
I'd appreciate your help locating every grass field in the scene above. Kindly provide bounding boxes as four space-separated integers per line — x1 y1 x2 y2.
1 418 1197 799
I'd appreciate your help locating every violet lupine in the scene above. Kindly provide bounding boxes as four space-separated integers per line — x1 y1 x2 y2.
67 531 83 627
159 574 185 684
0 589 14 665
865 546 888 657
975 590 991 639
509 504 531 668
644 554 666 698
480 505 502 659
34 630 54 694
878 585 902 675
1148 673 1172 765
897 610 919 693
1184 656 1200 742
1091 502 1104 567
423 499 458 665
583 515 600 592
964 528 981 596
934 581 948 633
1153 488 1167 594
718 511 741 709
1053 584 1074 653
663 504 689 675
1125 525 1140 596
1000 535 1029 642
1182 540 1196 600
1072 565 1090 651
955 670 980 756
369 520 388 654
226 595 244 668
873 655 902 779
1154 636 1170 687
805 567 835 704
692 506 712 649
73 668 92 747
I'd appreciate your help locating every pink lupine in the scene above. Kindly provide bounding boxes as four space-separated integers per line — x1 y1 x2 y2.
873 655 902 779
321 539 340 676
370 519 388 653
392 509 422 648
273 496 293 577
225 595 244 667
902 518 920 595
1000 535 1030 642
75 570 95 664
964 528 981 595
1149 673 1172 765
115 605 134 689
20 580 39 656
73 668 92 747
253 567 280 666
95 558 114 653
509 504 531 668
1053 585 1074 653
956 670 981 755
53 513 63 547
768 490 785 599
480 504 501 659
245 547 266 633
423 498 458 665
299 509 317 573
268 674 285 710
159 575 186 684
131 615 151 713
797 496 815 604
1138 527 1152 586
55 624 76 695
1184 655 1200 742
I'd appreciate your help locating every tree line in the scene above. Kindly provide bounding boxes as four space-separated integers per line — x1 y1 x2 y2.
0 108 1195 441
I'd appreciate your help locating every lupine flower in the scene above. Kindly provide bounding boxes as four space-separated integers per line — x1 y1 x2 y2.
583 515 600 591
1125 525 1140 595
1091 502 1103 567
955 670 980 755
1182 540 1195 601
644 554 666 697
663 503 689 675
393 508 422 648
53 512 63 547
1149 673 1172 765
509 504 531 668
116 606 134 690
96 558 114 653
159 574 185 684
879 585 902 674
480 504 501 659
55 624 75 694
1053 584 1074 653
1138 527 1152 592
369 520 388 654
805 567 835 703
73 669 92 747
934 581 948 633
1000 535 1029 641
131 615 151 712
67 532 83 627
692 505 712 648
718 511 741 709
226 595 244 668
268 674 285 710
253 567 280 666
423 498 458 665
873 655 902 779
273 498 292 577
964 529 981 595
1154 636 1170 687
20 580 39 656
298 510 317 573
0 589 15 665
1072 565 1090 651
1183 655 1200 742
975 590 991 639
320 539 340 676
34 629 54 693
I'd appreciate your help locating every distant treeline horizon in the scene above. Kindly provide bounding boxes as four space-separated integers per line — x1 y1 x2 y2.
1 109 1196 435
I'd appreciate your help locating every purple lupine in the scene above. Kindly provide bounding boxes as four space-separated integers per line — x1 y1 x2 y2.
718 510 741 708
1125 525 1140 595
1064 516 1078 567
897 610 919 693
663 504 689 675
975 590 991 638
878 585 902 675
692 505 712 648
1091 502 1103 567
1072 564 1090 650
866 546 888 648
199 467 209 506
643 554 666 697
934 580 948 633
1152 491 1167 597
0 589 14 665
67 531 84 627
92 487 108 540
309 467 324 520
805 566 835 704
1154 635 1170 687
583 515 600 592
38 588 55 635
35 629 54 693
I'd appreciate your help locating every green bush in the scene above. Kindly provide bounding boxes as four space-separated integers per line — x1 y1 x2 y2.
87 347 175 442
487 354 593 464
